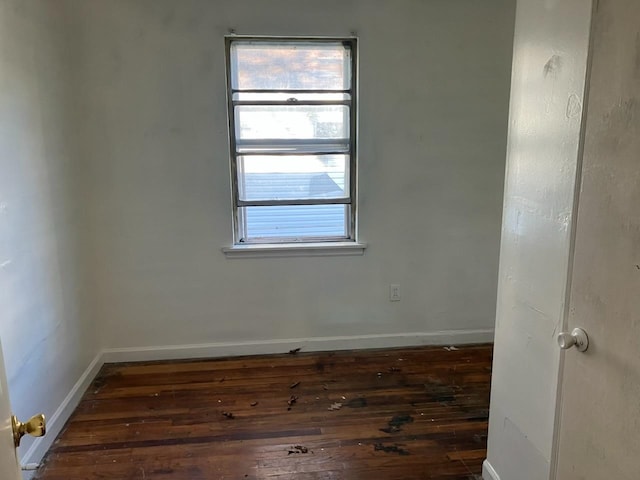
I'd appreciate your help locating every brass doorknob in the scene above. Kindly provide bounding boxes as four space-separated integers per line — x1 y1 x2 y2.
12 414 46 447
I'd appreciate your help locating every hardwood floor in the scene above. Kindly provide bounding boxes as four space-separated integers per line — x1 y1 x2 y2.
35 345 492 480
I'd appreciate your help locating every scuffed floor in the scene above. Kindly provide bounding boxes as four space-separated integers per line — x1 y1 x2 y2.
36 345 492 479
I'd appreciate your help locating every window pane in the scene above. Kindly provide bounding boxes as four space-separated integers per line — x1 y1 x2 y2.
235 105 349 140
241 205 347 239
238 155 349 201
230 41 351 91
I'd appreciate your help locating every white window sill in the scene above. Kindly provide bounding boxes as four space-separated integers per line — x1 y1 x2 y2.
222 242 367 259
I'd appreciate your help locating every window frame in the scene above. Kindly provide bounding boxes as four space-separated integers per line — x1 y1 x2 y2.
225 36 358 245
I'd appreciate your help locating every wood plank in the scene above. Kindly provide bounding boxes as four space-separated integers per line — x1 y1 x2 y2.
35 345 491 480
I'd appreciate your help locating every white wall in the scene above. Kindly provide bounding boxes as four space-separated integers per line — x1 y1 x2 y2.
484 0 593 479
0 0 516 469
0 0 98 462
74 0 515 353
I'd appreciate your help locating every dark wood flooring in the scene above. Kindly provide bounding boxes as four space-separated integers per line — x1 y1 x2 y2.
35 345 492 480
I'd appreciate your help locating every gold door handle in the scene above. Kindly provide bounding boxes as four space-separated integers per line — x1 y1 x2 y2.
12 414 46 447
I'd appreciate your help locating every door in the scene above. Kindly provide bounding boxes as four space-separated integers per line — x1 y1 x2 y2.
0 341 21 480
483 0 594 478
554 0 640 478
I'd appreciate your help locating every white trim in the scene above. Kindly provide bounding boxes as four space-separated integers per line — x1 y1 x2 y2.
483 459 501 480
101 329 494 363
20 352 104 466
222 241 366 258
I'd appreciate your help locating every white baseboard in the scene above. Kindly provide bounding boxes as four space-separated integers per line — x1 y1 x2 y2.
18 328 493 468
483 459 501 480
20 352 104 467
101 329 494 363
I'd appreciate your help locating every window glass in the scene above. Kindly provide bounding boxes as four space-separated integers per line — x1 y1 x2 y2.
230 42 351 91
238 155 349 201
235 105 349 141
241 205 348 239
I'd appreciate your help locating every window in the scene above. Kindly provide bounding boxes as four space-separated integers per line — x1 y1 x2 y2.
225 38 357 245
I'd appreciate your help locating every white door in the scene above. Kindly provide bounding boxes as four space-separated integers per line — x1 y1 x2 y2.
483 0 594 478
554 0 640 478
0 340 21 480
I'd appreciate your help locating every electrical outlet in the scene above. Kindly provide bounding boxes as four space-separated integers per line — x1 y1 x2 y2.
390 284 401 302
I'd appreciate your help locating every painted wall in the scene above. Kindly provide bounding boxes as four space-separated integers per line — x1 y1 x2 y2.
484 0 593 479
0 0 97 462
75 0 515 352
